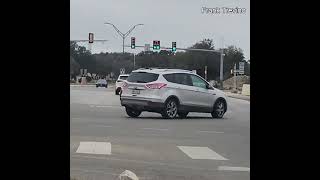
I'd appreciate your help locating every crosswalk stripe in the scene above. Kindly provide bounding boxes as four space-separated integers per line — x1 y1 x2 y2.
177 146 228 160
76 141 111 155
218 166 250 171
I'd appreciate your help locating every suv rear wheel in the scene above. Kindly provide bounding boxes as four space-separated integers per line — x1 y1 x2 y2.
211 99 226 118
161 99 178 119
125 107 141 118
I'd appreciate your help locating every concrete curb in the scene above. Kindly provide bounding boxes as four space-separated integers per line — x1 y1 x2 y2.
225 93 250 101
70 84 96 87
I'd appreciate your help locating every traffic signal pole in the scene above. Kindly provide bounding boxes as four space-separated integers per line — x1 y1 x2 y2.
124 44 225 88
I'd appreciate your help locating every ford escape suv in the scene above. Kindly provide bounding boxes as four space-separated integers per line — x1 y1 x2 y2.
120 68 227 119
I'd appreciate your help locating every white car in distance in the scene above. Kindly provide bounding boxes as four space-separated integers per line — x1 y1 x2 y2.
115 74 129 95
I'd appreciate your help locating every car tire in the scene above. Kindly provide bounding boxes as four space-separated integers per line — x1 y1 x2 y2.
178 112 189 119
211 99 226 119
125 107 141 118
161 98 178 119
115 88 120 95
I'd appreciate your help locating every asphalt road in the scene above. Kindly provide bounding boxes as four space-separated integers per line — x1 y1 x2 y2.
70 86 250 180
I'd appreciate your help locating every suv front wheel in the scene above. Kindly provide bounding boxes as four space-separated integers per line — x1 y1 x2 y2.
161 99 178 119
211 99 226 119
125 107 141 118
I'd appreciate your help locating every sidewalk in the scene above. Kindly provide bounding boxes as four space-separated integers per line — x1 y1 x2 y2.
224 91 250 101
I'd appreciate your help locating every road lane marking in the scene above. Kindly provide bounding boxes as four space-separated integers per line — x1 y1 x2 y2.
76 142 111 155
96 105 120 108
88 105 122 108
142 128 169 131
177 146 228 160
218 166 250 171
71 168 119 176
197 131 224 134
90 125 113 128
71 155 222 172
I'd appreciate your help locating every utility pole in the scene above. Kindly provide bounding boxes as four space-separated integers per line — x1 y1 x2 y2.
133 53 136 70
233 63 237 92
220 37 224 89
104 22 144 54
205 66 207 81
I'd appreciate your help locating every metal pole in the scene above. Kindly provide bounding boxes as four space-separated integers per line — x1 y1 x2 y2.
220 50 224 88
205 66 207 80
104 22 143 54
233 63 237 92
133 53 136 70
122 37 125 54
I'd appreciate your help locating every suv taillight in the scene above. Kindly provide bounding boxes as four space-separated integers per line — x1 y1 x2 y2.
145 83 167 89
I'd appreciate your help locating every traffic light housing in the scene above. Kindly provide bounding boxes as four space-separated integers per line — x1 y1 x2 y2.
153 40 160 50
131 37 135 49
89 33 94 43
172 42 176 52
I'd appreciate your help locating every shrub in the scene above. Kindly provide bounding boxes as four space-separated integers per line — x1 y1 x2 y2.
85 76 92 82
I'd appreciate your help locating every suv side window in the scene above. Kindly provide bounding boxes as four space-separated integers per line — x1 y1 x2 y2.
163 73 175 83
163 73 192 86
190 75 207 89
175 73 192 86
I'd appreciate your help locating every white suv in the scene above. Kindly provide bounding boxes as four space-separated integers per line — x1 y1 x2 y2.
120 68 228 119
115 74 129 95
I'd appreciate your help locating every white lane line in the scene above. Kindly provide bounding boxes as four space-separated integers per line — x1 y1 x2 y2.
71 168 119 176
197 131 224 134
76 142 111 155
218 166 250 172
90 125 113 128
96 105 121 108
177 146 228 160
88 105 122 108
142 128 169 131
71 155 219 172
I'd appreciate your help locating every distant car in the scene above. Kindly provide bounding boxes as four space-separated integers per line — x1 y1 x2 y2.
120 68 228 119
96 79 108 88
115 74 129 95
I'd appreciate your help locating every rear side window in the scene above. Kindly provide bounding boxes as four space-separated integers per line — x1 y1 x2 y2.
163 73 192 86
127 72 159 83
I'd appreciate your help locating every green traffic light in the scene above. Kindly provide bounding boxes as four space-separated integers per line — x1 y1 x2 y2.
131 45 135 49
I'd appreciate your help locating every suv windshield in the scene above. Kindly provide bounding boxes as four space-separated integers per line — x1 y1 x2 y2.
127 72 159 83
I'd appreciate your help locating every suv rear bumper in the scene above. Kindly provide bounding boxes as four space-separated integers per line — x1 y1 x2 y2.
120 96 164 112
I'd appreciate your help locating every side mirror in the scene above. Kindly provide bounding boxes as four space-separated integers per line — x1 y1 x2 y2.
206 84 214 90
